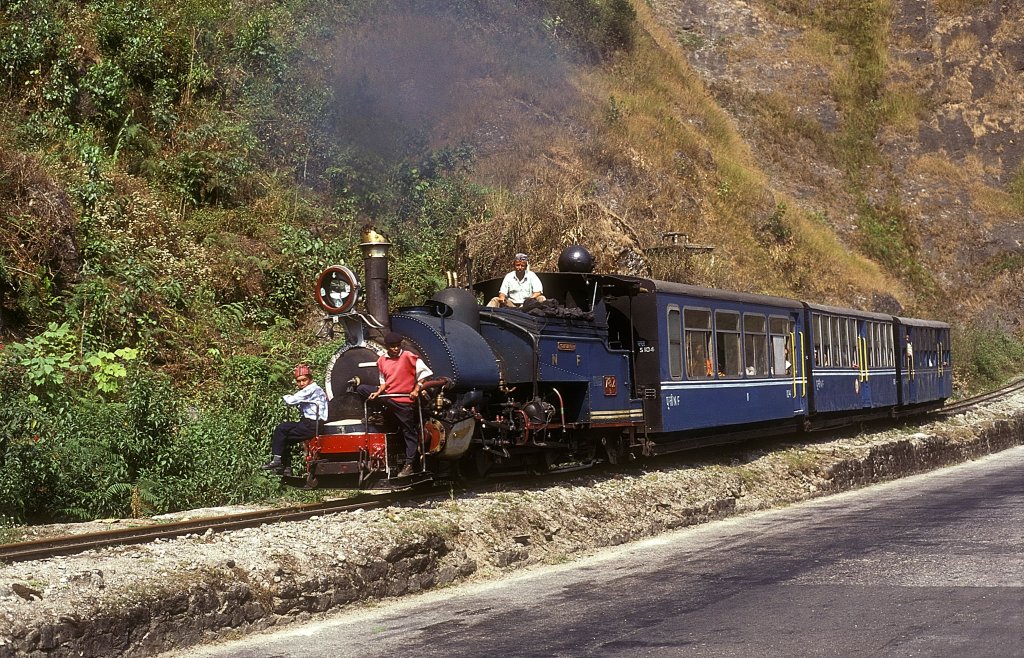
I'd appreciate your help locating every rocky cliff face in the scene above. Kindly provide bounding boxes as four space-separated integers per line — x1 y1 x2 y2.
648 0 1023 327
887 0 1023 326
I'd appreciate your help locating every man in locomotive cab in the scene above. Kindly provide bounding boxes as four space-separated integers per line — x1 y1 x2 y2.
486 252 545 308
357 331 433 477
261 364 329 476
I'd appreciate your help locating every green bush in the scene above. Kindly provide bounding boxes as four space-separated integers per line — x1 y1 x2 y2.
0 351 289 521
954 325 1024 395
162 110 259 207
134 409 279 514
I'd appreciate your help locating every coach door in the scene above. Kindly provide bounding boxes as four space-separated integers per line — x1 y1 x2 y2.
856 320 873 408
769 314 805 415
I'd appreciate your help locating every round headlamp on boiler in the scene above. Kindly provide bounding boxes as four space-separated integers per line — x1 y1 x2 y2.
315 265 361 315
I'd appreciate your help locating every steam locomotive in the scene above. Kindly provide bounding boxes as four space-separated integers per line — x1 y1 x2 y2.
295 228 951 489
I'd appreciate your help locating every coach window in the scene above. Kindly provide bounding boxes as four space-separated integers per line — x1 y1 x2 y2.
830 316 842 368
822 314 834 367
880 324 888 367
868 322 877 368
848 319 857 367
818 314 834 367
813 314 824 366
863 322 872 368
715 311 741 377
874 323 884 368
743 314 768 376
884 324 894 367
769 316 791 377
838 317 848 367
878 323 887 368
874 323 882 367
667 306 683 380
831 317 841 367
834 317 845 368
684 308 713 380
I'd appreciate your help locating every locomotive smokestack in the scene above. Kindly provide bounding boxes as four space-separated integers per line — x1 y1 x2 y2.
360 227 392 335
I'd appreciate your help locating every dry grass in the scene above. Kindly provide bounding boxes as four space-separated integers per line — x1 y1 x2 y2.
934 0 991 15
908 153 1020 219
461 0 914 307
945 32 981 62
878 83 927 134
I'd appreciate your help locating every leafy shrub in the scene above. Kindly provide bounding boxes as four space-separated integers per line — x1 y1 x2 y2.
162 110 258 207
0 350 286 521
81 60 131 130
233 11 285 74
954 325 1024 394
539 0 636 60
760 202 793 245
93 0 171 87
132 409 277 513
0 0 68 92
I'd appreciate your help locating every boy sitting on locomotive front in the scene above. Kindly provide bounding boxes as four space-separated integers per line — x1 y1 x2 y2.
262 364 328 476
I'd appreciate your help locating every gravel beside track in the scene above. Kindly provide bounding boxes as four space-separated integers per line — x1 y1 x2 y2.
2 391 1023 658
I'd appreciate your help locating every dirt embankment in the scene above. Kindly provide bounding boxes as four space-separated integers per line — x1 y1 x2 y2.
1 392 1023 658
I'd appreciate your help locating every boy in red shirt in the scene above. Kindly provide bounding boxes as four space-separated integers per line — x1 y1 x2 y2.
358 331 433 477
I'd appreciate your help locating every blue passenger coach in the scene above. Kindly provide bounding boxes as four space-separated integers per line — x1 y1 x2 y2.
803 303 899 421
895 317 952 409
611 282 809 449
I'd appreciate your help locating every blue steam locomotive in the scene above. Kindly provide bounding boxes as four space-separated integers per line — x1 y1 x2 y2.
297 228 951 488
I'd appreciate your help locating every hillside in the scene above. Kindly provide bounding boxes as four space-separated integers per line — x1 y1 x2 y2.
652 0 1022 315
0 0 1021 523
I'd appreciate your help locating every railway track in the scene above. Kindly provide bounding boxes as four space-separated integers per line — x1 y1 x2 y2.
938 376 1024 417
2 378 1022 565
0 486 447 565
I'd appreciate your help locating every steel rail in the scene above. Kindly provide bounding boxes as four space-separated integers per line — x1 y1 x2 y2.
939 377 1024 417
0 487 447 565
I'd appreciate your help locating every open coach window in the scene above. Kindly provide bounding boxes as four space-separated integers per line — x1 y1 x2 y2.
715 310 741 378
743 314 768 376
769 316 792 377
684 307 713 379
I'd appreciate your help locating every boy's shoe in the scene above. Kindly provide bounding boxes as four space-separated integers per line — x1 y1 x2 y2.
397 464 415 477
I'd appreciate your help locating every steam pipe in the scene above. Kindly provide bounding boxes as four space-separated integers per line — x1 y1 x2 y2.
360 227 392 337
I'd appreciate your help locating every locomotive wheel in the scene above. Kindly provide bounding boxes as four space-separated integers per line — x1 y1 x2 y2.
456 449 491 480
531 450 557 475
602 436 622 465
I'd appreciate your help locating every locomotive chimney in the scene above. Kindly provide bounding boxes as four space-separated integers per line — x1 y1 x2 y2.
360 227 392 336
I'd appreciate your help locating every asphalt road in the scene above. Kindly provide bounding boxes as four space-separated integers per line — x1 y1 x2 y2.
183 445 1024 657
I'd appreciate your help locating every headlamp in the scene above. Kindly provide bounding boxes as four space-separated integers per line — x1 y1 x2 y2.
315 265 360 315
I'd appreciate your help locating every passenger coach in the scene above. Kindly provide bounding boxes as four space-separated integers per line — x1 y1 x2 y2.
608 283 806 451
803 304 899 422
895 318 952 409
